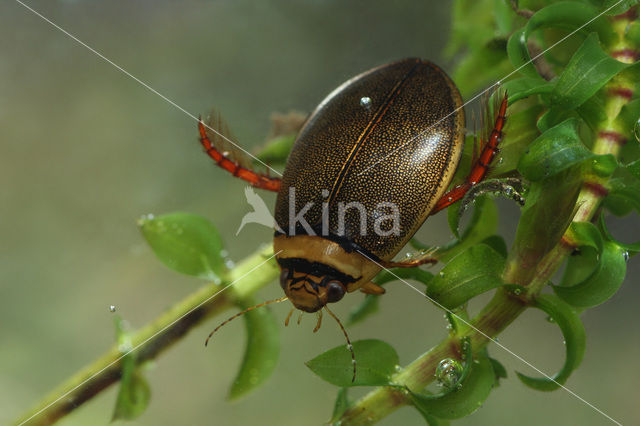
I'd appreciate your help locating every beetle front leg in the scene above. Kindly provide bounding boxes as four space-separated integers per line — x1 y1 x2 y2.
431 92 508 215
380 253 438 268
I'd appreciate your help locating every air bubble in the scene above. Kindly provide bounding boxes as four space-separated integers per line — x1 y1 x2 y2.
109 305 116 313
360 96 372 109
435 358 463 389
623 251 630 262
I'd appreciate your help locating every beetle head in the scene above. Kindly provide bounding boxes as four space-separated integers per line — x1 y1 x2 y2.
279 267 346 313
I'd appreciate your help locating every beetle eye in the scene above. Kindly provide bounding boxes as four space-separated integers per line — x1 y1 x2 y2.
279 269 290 289
326 281 345 303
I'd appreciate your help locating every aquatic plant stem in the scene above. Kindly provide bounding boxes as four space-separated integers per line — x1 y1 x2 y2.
339 10 637 425
15 245 279 426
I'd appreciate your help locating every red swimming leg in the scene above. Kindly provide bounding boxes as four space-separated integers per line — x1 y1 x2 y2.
431 92 508 215
198 119 282 192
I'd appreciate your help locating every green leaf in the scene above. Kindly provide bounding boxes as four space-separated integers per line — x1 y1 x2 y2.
452 39 512 97
512 167 583 268
139 213 227 282
489 356 508 386
330 388 351 423
256 134 295 164
228 297 280 400
438 196 498 260
306 339 399 387
553 241 627 307
481 235 508 258
427 244 505 310
503 77 554 104
516 294 586 391
599 212 640 252
566 221 603 252
490 104 543 176
409 350 495 419
507 2 614 79
560 246 599 287
626 20 640 45
558 222 602 288
613 98 640 139
113 364 151 421
551 33 630 110
517 118 592 181
112 316 151 421
507 28 541 80
601 0 639 15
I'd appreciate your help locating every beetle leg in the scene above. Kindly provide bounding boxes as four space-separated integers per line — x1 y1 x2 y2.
431 92 508 215
359 281 386 295
380 255 437 268
198 117 282 192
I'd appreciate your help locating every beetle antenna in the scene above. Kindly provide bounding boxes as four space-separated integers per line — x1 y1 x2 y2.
324 305 356 382
205 296 288 346
284 307 295 327
313 310 323 333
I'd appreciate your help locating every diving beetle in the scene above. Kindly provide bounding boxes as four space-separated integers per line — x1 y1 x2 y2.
200 57 508 379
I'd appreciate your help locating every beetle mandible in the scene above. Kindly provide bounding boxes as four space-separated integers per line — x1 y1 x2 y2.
200 58 508 380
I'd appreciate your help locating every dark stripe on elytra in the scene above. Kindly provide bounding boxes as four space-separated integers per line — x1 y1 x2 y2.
277 257 359 284
327 60 422 206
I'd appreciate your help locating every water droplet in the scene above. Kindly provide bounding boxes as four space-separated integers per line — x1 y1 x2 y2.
504 187 514 196
513 288 522 295
634 118 640 142
439 271 445 277
347 344 353 351
448 197 453 202
222 151 230 157
435 358 463 389
497 157 504 165
546 315 555 323
109 305 116 313
360 96 372 109
622 251 630 262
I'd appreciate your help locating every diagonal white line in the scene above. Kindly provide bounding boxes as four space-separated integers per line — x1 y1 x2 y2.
17 251 282 426
13 0 282 177
356 250 622 426
358 0 627 176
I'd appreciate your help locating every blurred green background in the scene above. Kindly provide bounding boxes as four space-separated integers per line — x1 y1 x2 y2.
1 1 638 425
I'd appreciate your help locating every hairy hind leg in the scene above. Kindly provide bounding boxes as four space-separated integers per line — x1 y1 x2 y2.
198 119 282 192
431 92 508 215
